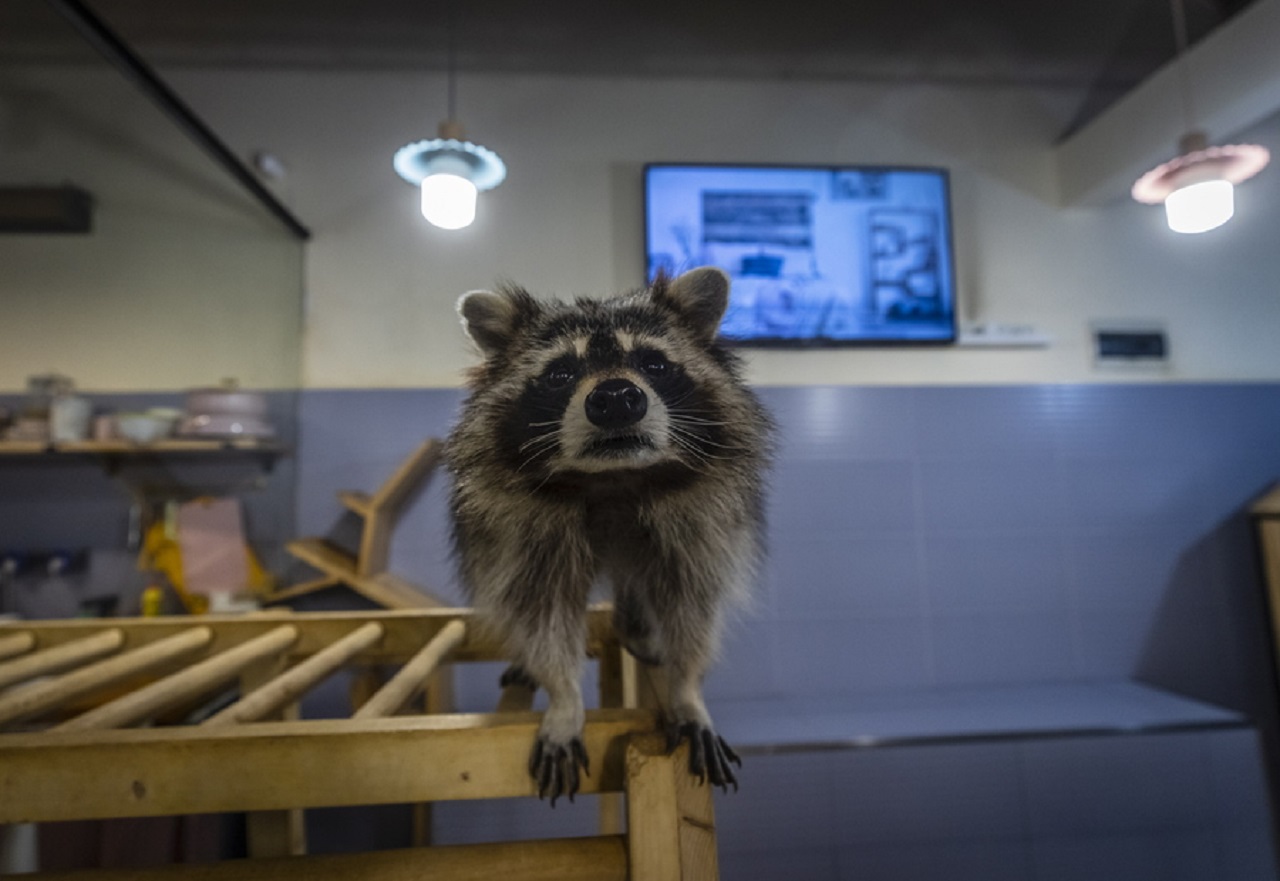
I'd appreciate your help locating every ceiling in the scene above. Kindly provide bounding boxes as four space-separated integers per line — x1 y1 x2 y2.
0 0 1261 136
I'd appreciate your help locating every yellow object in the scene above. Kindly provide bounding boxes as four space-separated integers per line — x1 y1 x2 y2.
137 499 274 615
141 585 164 617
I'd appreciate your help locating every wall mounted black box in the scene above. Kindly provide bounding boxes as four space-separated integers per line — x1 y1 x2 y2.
0 185 93 234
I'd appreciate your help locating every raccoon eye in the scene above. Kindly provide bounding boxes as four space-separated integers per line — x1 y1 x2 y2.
638 351 669 378
543 362 578 390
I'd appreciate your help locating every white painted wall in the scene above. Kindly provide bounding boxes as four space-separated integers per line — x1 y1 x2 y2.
168 67 1280 388
0 66 303 393
10 63 1279 389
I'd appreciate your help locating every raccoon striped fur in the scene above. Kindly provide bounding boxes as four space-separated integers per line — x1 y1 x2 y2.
446 267 772 804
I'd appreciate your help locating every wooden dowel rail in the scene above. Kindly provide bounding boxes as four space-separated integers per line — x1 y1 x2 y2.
353 619 466 719
205 623 384 727
0 631 36 662
24 836 628 881
56 625 300 732
0 627 212 728
0 629 124 690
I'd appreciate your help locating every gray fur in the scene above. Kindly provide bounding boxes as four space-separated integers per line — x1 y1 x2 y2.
446 267 773 802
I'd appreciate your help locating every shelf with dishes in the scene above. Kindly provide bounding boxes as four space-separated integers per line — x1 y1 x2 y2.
0 438 284 455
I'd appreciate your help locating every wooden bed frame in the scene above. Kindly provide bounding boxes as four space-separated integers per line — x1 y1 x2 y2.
0 608 719 880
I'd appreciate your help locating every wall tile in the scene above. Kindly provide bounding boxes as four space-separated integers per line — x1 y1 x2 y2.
912 385 1065 461
931 612 1077 686
772 617 935 696
918 459 1067 534
837 839 1032 881
923 532 1070 614
758 385 916 462
767 534 924 618
769 459 918 541
1031 832 1220 881
1020 733 1217 837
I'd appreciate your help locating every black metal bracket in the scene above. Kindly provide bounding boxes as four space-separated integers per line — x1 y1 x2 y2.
45 0 312 242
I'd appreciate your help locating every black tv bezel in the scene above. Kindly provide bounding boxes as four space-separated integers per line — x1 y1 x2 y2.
643 161 959 348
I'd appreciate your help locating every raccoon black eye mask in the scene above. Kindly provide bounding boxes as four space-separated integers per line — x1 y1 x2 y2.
446 266 773 805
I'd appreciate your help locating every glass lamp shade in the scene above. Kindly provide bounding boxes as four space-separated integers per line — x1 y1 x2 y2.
420 173 477 230
1164 178 1234 234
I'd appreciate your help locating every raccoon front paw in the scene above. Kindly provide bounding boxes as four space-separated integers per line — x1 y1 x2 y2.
529 735 590 806
499 664 539 690
666 721 742 792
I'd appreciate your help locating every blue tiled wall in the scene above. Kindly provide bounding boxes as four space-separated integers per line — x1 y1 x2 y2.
287 383 1280 878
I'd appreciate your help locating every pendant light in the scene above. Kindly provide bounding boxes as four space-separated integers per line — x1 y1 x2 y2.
392 8 505 230
1131 0 1268 234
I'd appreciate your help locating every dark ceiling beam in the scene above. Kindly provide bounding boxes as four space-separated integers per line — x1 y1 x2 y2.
44 0 311 241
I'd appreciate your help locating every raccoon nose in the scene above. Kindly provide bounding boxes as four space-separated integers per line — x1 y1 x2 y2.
584 378 648 428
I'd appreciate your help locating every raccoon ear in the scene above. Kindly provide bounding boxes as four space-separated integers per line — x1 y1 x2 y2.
457 289 535 357
656 267 730 342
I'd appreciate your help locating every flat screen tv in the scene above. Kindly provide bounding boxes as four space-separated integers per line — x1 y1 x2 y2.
644 163 958 345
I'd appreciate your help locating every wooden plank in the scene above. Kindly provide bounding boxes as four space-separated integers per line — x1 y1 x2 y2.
0 629 123 690
337 490 372 517
237 656 307 859
0 710 655 822
286 538 359 580
0 632 35 662
1251 482 1280 517
1258 519 1280 682
626 735 684 881
0 627 212 728
55 625 299 732
354 620 465 719
207 623 384 726
359 439 442 577
261 576 343 604
598 641 628 836
626 735 720 880
24 835 628 881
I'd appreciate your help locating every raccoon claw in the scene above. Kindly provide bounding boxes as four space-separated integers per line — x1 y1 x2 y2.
666 721 742 792
529 735 590 806
500 664 539 690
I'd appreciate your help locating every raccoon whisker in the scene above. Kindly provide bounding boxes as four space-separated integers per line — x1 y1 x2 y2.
667 425 746 451
518 433 560 453
526 420 562 428
667 427 740 462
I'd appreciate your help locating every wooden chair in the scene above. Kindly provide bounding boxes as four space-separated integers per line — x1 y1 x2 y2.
0 608 720 880
269 438 445 609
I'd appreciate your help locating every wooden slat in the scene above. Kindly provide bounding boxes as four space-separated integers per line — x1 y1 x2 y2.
626 735 719 881
0 629 123 690
0 632 35 662
286 540 440 609
0 627 212 728
337 490 372 517
354 620 466 719
1252 482 1280 517
208 623 384 726
24 836 628 881
55 625 300 732
0 709 656 822
262 576 343 604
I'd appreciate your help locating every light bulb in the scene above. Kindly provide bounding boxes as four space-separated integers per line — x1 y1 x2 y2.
1164 178 1234 234
420 173 477 230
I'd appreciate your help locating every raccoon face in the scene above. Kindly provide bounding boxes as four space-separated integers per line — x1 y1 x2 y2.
456 268 742 482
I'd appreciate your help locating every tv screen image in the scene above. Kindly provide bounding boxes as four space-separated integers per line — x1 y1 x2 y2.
644 164 958 345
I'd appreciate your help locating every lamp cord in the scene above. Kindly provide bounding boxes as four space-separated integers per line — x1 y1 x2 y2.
1169 0 1198 131
446 0 458 122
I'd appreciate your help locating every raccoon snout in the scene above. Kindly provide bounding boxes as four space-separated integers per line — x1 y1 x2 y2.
584 378 648 429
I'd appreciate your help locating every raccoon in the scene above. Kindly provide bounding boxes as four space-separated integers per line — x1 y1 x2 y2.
446 266 772 804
